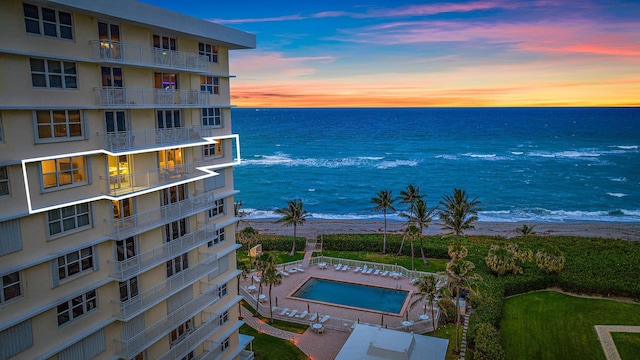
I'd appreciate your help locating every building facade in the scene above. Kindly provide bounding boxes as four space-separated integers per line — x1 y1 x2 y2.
0 0 255 359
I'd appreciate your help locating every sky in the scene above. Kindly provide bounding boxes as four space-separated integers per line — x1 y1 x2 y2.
142 0 640 107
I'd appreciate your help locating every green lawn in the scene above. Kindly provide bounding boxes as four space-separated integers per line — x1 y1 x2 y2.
431 324 467 360
241 300 309 334
501 291 640 360
611 332 640 360
239 324 309 360
316 250 448 273
238 251 306 268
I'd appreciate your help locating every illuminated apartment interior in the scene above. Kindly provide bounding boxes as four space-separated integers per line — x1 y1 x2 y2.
0 0 256 359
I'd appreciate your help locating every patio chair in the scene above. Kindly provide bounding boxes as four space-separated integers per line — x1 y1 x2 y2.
253 275 261 283
309 313 318 321
342 265 349 271
279 308 290 316
373 269 380 275
380 270 389 277
288 310 298 317
320 315 330 323
288 268 297 273
362 265 368 273
297 310 308 319
296 266 305 272
365 268 374 275
353 267 362 273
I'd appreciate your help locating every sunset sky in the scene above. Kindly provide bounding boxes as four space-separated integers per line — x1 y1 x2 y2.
143 0 640 107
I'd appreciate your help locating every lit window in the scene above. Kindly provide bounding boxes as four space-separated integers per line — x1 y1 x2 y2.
207 199 225 218
200 76 219 95
35 110 82 140
0 166 9 197
30 58 77 89
57 246 94 280
166 254 188 278
201 108 221 127
41 156 87 189
119 277 139 302
203 143 222 158
198 43 218 63
207 227 225 248
23 3 73 39
169 319 194 346
1 271 21 303
56 289 97 326
47 203 91 236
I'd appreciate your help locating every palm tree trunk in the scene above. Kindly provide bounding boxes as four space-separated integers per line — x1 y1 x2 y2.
290 224 296 256
255 284 262 317
420 236 428 265
410 240 415 271
455 286 460 353
397 237 405 256
269 285 273 322
382 210 387 254
430 300 435 330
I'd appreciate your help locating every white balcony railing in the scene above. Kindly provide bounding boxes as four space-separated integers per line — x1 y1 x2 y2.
111 223 224 280
89 40 210 72
102 126 222 153
158 308 229 360
111 190 221 239
114 251 221 320
95 87 211 108
116 282 226 358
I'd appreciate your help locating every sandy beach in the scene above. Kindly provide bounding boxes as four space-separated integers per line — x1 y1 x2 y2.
243 219 640 241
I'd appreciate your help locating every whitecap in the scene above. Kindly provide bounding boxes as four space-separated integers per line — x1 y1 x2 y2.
614 145 638 150
511 151 524 155
607 192 628 198
609 177 628 182
308 188 316 192
435 154 458 160
375 160 419 169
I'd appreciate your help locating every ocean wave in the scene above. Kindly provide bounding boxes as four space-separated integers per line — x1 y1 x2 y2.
607 192 628 198
461 153 512 161
608 177 628 182
511 151 524 155
612 145 638 150
241 152 418 169
434 154 458 160
528 150 601 159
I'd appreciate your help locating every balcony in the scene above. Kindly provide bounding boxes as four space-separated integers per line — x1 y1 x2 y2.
104 159 220 197
115 283 232 359
95 87 211 108
89 40 210 72
114 251 221 321
111 190 231 240
111 223 223 280
102 126 222 153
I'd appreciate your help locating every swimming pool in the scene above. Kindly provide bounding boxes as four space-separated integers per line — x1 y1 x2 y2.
292 278 408 314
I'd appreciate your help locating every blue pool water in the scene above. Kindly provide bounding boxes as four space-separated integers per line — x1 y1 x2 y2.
292 278 408 314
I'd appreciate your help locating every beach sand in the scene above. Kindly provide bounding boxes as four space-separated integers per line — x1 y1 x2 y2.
243 219 640 241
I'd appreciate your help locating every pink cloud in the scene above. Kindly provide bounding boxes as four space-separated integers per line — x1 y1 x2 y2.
231 51 336 78
360 1 515 18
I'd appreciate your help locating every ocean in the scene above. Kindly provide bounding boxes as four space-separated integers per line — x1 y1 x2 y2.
230 108 640 223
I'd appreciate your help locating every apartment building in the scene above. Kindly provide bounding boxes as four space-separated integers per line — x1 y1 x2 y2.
0 0 256 359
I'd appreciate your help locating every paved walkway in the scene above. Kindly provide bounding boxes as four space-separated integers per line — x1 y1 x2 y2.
594 325 640 360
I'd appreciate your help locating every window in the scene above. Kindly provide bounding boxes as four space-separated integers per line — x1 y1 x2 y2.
201 108 221 127
98 22 121 60
162 184 186 206
180 352 194 360
156 109 181 129
198 43 218 63
35 110 82 140
200 76 219 95
1 271 21 303
0 166 8 197
207 227 225 248
169 319 193 346
166 254 188 278
119 277 139 302
218 310 229 326
116 237 136 262
0 320 33 359
56 289 97 326
30 58 77 89
105 111 126 133
23 3 73 39
208 199 225 218
154 72 178 89
203 143 222 158
165 218 187 242
57 247 94 281
220 337 230 352
217 283 227 298
41 156 87 189
153 35 176 51
48 203 91 236
101 67 123 87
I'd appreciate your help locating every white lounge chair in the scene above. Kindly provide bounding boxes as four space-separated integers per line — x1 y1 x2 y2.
279 270 289 277
309 313 318 321
253 275 261 282
342 266 349 271
366 268 374 275
362 265 368 273
287 268 297 273
279 308 289 316
353 267 361 273
373 269 380 275
296 266 305 272
288 310 298 317
297 310 308 319
380 270 389 277
320 315 330 323
334 264 342 271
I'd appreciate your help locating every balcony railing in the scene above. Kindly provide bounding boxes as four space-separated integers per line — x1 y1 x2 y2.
111 190 223 239
116 282 226 358
102 126 222 153
89 40 210 72
104 159 220 197
111 223 224 280
95 87 211 108
115 251 220 320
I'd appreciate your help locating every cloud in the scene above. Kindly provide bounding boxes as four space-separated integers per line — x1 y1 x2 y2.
231 51 336 78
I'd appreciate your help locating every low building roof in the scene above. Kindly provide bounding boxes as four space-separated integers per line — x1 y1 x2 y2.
335 324 449 360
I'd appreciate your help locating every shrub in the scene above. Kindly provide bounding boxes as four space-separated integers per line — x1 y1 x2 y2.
473 323 506 360
437 298 457 325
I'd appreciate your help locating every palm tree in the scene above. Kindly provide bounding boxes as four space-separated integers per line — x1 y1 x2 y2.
253 252 275 315
439 188 481 243
535 246 566 274
411 274 440 330
237 226 259 271
397 185 424 255
405 198 437 265
403 224 421 271
234 200 249 229
485 245 516 276
261 264 282 322
447 258 481 354
275 199 309 256
371 190 396 254
517 224 536 236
